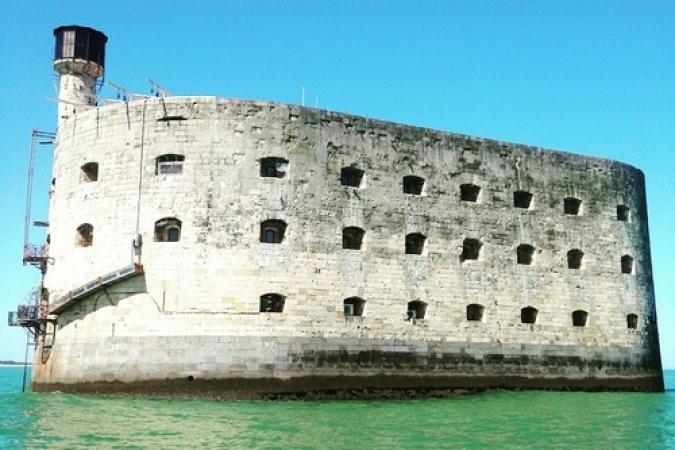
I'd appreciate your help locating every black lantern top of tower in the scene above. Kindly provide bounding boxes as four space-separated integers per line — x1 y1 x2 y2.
53 25 108 68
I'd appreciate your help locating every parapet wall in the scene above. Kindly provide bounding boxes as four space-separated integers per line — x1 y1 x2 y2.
34 97 663 394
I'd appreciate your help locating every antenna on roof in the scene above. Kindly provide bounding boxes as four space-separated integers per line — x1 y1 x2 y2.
147 79 172 97
107 81 147 101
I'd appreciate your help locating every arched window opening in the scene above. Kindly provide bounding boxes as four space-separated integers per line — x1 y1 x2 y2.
343 297 365 317
521 306 538 324
260 293 285 313
564 197 582 215
405 233 426 255
567 249 584 269
466 304 484 322
621 254 635 275
461 238 482 261
260 157 288 178
155 154 185 175
513 190 533 209
80 162 99 182
342 227 365 250
572 310 588 327
407 300 427 321
340 166 364 188
154 217 182 242
617 205 630 222
626 314 638 329
403 176 425 195
260 220 287 244
460 183 481 202
76 223 93 247
517 244 535 265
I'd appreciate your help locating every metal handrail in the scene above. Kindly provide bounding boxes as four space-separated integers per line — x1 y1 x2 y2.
23 243 47 262
50 264 143 314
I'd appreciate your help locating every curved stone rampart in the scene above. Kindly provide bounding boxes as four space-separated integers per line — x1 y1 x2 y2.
34 97 663 395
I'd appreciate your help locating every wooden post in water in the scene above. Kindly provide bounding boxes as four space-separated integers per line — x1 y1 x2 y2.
21 331 29 393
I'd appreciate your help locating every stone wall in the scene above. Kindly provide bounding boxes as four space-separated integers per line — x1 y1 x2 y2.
34 97 663 394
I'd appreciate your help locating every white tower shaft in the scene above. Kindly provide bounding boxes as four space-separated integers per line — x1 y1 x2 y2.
57 73 97 123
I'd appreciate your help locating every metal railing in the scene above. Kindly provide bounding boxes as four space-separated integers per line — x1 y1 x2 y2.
23 243 47 263
70 265 137 299
51 264 143 314
8 304 39 327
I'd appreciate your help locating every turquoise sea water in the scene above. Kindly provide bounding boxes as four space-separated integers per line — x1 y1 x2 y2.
0 368 673 449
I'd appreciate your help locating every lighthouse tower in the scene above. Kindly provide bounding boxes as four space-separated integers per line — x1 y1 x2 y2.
53 26 107 124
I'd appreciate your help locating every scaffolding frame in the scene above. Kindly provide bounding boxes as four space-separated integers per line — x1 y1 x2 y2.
23 129 55 272
8 129 56 391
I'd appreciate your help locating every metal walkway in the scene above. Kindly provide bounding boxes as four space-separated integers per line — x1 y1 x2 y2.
50 264 144 314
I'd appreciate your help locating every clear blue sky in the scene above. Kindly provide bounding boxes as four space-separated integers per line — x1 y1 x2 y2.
0 1 673 367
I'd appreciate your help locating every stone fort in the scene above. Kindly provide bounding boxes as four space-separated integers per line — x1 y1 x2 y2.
18 26 663 397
